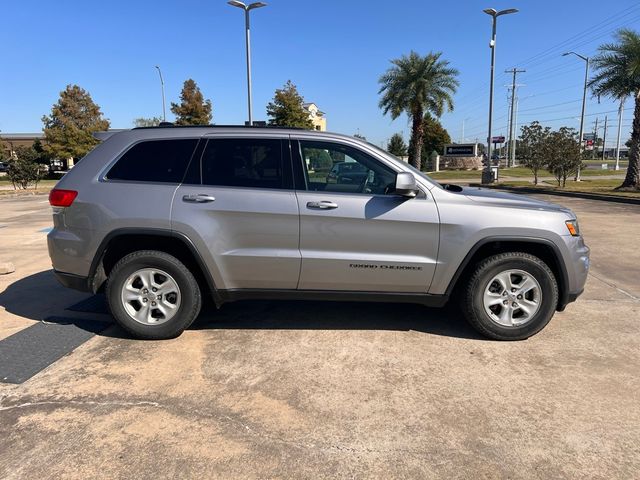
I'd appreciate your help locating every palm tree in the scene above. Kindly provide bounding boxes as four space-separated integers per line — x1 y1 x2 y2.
590 29 640 190
378 51 459 170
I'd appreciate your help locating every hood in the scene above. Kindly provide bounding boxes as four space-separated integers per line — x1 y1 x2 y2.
457 186 573 215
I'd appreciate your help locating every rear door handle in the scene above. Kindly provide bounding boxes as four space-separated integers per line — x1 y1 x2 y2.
307 200 338 210
183 194 216 203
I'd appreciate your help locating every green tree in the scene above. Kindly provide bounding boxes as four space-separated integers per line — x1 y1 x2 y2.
545 127 583 187
266 80 313 129
353 132 367 141
378 51 459 170
7 146 44 189
41 84 110 162
133 116 163 127
519 121 551 185
170 79 213 125
387 133 408 157
420 115 451 161
590 29 640 189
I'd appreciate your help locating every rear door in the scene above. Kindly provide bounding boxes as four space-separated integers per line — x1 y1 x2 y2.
293 138 440 293
172 134 301 290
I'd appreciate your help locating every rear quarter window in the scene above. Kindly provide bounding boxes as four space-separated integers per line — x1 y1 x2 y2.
106 139 198 183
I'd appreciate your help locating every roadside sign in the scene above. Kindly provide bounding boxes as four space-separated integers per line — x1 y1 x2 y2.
585 139 594 150
583 133 595 141
444 144 477 156
492 136 505 143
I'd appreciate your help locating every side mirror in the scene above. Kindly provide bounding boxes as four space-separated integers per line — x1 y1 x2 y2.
394 172 419 197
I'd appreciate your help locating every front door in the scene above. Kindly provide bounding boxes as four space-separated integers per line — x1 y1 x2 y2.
294 139 440 293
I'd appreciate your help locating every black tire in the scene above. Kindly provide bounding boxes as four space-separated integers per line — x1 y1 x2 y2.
106 250 202 340
462 252 558 341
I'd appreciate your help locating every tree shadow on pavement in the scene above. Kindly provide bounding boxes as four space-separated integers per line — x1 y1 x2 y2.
0 270 484 340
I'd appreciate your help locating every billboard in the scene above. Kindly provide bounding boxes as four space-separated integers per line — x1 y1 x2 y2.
492 136 506 143
444 144 478 157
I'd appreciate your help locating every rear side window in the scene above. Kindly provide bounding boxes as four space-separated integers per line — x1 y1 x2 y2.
107 139 198 183
201 138 288 189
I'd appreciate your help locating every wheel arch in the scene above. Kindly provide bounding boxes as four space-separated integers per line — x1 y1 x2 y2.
445 237 570 310
89 228 220 304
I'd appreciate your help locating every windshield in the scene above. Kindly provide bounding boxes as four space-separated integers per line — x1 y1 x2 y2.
365 142 442 189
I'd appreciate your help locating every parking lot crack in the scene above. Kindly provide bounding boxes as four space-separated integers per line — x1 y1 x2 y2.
588 272 640 301
0 398 161 412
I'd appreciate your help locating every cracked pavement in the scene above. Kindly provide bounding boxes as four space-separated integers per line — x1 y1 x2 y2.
0 193 639 479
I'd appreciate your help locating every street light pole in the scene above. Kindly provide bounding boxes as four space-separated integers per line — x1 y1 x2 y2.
228 1 267 126
615 98 624 171
482 8 518 184
563 52 589 181
154 65 166 122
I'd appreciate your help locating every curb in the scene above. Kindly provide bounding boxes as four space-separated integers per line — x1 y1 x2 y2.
469 184 640 206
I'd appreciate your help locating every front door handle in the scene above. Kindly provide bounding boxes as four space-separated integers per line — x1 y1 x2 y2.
307 200 338 210
183 194 216 203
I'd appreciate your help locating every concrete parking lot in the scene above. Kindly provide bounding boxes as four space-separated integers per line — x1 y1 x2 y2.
0 193 638 479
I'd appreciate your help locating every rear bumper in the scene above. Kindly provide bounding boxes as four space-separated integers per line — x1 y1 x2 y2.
53 270 91 293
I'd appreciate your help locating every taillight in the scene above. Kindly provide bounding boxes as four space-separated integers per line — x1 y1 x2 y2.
49 189 78 207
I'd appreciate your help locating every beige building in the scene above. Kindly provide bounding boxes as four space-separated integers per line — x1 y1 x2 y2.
1 133 44 157
302 103 327 131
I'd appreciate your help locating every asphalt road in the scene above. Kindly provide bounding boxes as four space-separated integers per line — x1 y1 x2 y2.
0 193 638 479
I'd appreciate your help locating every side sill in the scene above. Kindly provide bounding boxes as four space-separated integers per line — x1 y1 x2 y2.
217 289 449 308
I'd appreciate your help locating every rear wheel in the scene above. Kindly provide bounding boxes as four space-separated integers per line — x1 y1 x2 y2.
463 252 558 340
106 250 201 339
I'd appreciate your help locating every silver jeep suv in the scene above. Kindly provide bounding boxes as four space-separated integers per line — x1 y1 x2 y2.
47 126 589 340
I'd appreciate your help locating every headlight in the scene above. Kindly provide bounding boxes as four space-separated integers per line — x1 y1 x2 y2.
565 219 580 236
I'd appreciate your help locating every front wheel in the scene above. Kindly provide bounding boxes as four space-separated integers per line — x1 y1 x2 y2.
106 250 202 340
463 252 559 340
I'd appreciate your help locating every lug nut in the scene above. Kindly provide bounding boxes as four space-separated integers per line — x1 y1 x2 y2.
143 289 148 294
151 301 156 306
503 300 508 305
142 298 148 303
511 288 516 292
152 287 157 292
512 302 518 307
517 294 523 299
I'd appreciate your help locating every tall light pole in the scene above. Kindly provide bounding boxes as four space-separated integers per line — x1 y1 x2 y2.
562 52 589 181
482 7 518 184
461 117 470 143
615 98 624 171
228 1 267 126
154 65 166 122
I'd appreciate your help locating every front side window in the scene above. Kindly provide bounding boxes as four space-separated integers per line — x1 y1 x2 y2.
201 138 286 189
300 140 396 195
107 139 198 183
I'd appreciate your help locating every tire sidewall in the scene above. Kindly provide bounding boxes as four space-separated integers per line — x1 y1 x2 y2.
470 256 558 340
107 251 201 339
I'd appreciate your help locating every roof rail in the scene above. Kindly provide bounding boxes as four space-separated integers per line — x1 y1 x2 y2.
131 124 305 130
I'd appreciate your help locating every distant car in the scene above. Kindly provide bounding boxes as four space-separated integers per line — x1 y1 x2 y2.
326 161 368 184
0 161 8 173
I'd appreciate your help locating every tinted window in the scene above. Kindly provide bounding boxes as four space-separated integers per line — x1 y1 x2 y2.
107 139 198 183
201 138 285 189
299 140 396 195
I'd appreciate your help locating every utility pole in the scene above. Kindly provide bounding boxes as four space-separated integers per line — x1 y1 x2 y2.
506 68 525 168
615 98 624 171
592 117 598 160
601 115 608 161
